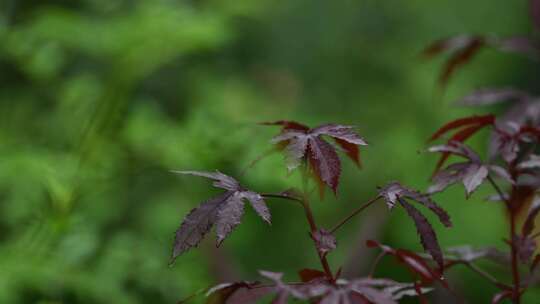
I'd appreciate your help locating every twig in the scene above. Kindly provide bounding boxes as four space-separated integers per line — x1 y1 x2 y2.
487 175 511 206
261 193 303 204
368 251 386 278
240 147 276 177
487 175 521 303
463 262 512 290
330 196 381 234
300 164 335 282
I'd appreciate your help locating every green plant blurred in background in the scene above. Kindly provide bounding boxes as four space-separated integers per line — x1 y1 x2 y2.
0 0 538 303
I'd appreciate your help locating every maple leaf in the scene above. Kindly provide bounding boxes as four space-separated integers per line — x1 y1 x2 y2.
422 35 539 86
314 279 398 304
456 87 530 106
491 97 540 135
427 142 514 196
264 269 430 304
350 278 433 303
491 121 540 163
367 240 446 287
445 246 510 266
210 271 431 304
265 121 367 194
378 182 451 270
204 281 274 304
170 171 271 263
302 276 426 304
429 114 495 143
258 270 313 303
421 35 486 86
428 114 495 172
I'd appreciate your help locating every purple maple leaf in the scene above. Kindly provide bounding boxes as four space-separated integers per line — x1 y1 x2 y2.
265 121 367 194
378 182 451 270
428 141 513 196
457 87 530 107
170 171 271 263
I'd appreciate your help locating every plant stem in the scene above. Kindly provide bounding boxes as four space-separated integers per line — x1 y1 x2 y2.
261 192 334 280
261 193 303 204
330 196 381 234
240 147 276 177
487 175 521 303
301 198 334 280
299 164 334 282
509 208 521 304
368 251 386 278
487 175 510 205
463 262 512 290
262 192 334 280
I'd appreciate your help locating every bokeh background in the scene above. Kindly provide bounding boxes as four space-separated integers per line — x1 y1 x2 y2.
0 0 539 303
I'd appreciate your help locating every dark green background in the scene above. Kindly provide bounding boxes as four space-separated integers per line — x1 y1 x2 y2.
0 0 538 303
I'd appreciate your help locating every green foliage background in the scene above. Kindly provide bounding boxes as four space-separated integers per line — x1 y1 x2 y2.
0 0 538 303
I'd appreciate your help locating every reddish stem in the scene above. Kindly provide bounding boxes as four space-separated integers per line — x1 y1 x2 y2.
262 190 334 280
262 193 334 282
368 251 386 278
301 198 334 281
487 175 521 303
297 162 334 282
261 193 303 204
509 209 521 304
330 196 381 234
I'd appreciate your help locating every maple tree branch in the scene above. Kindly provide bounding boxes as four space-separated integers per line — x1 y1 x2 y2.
303 198 334 281
368 251 386 278
461 262 512 290
330 196 381 234
509 210 522 304
299 164 335 282
487 175 521 303
259 192 335 281
302 197 334 281
240 147 276 177
487 175 510 206
261 193 303 204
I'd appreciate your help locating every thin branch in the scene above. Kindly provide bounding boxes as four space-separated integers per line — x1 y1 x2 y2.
299 163 334 282
463 262 512 290
330 196 381 234
416 252 512 290
487 175 521 303
487 175 511 206
262 192 333 277
368 251 386 278
510 211 522 304
240 147 276 177
261 193 303 204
